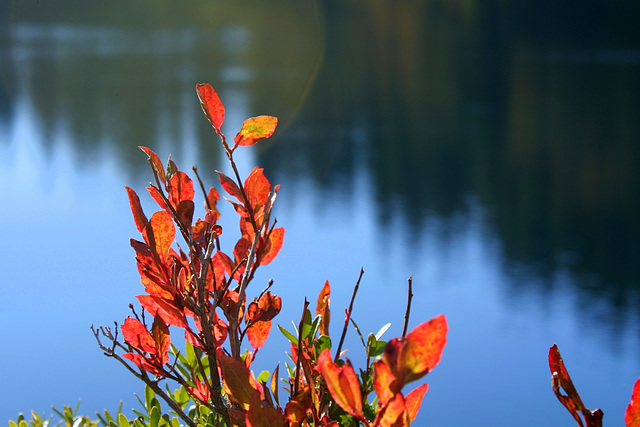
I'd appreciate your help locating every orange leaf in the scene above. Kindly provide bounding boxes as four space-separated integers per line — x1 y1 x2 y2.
244 167 271 210
316 281 331 336
246 393 286 427
317 349 364 420
196 83 225 132
374 392 409 427
144 211 175 261
246 320 271 351
626 378 640 427
151 314 171 365
122 353 165 376
167 171 195 206
121 318 156 354
392 314 447 385
234 116 278 147
404 384 429 422
373 358 398 406
206 186 221 213
125 186 148 232
217 350 261 408
259 227 285 266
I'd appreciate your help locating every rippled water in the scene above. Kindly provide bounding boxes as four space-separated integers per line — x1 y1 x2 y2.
1 2 639 425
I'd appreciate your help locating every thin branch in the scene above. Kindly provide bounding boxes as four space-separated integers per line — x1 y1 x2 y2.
402 276 414 339
335 268 365 362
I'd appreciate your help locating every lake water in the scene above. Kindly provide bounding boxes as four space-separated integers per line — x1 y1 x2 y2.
1 2 640 425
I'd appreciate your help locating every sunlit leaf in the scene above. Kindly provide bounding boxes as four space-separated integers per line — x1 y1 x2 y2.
217 171 244 202
122 353 164 376
136 295 188 329
139 147 166 184
144 211 175 261
317 349 364 419
259 227 285 266
122 318 156 354
234 116 278 147
404 384 429 422
373 357 397 405
196 83 225 132
626 377 640 427
126 187 148 233
374 392 409 427
247 320 272 351
316 281 331 337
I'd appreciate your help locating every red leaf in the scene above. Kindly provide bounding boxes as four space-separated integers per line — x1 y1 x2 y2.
167 171 195 207
316 281 331 336
217 171 244 202
196 83 225 132
206 186 221 213
217 350 261 408
234 116 278 147
259 227 285 266
139 146 166 184
122 353 165 376
136 295 188 329
187 377 211 402
404 384 429 422
626 377 640 427
125 186 148 232
121 318 156 354
317 349 364 420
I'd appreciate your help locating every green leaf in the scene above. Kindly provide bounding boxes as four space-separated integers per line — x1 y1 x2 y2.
256 370 270 384
315 335 332 356
149 406 160 427
117 413 129 427
300 309 313 339
278 324 298 345
307 314 322 341
145 386 155 412
185 341 196 367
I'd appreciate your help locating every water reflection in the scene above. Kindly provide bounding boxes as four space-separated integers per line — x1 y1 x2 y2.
2 0 640 424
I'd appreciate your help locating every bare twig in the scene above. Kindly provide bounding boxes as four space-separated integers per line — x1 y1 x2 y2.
335 268 365 362
402 276 414 339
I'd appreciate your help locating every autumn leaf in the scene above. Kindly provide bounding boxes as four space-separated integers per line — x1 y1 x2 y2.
626 377 640 427
316 281 331 336
196 83 225 132
404 384 429 422
549 344 603 427
143 211 175 261
246 393 286 427
258 227 285 266
374 392 409 427
373 357 398 405
151 314 171 365
217 170 245 202
121 318 156 354
317 349 364 420
125 186 148 233
234 116 278 147
139 146 166 184
136 295 188 329
217 350 261 408
399 314 448 383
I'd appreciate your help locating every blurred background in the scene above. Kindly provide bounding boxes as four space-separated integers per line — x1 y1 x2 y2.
1 1 639 425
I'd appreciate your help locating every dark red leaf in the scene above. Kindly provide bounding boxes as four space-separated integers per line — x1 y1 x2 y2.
139 146 166 184
217 171 244 202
